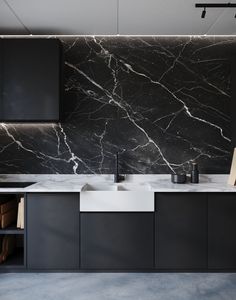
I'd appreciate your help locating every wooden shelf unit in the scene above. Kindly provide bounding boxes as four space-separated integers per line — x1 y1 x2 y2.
0 193 25 270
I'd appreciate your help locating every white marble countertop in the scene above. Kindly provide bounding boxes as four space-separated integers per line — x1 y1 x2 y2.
0 174 235 193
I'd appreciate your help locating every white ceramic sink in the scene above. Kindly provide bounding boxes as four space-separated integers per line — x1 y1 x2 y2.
117 183 151 191
80 182 154 212
82 183 118 191
82 183 151 191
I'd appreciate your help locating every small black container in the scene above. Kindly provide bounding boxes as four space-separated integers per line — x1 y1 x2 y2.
190 163 199 183
171 173 187 184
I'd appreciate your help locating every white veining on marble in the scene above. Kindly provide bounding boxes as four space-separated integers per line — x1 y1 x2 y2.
0 36 232 174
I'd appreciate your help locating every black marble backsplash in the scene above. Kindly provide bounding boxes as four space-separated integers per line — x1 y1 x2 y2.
0 36 235 174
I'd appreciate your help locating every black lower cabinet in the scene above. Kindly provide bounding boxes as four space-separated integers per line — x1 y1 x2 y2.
26 193 79 270
80 213 154 270
20 192 236 272
155 193 207 270
208 193 236 270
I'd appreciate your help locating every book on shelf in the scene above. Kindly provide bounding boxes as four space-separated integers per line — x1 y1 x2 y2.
228 148 236 185
17 198 24 229
1 209 17 229
0 199 17 214
0 235 16 263
0 198 18 229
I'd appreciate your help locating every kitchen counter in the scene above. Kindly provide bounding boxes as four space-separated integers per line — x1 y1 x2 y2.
1 174 236 273
0 174 235 193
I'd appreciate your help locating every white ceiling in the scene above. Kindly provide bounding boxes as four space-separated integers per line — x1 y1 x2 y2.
119 0 228 35
207 7 236 34
0 0 236 35
0 0 27 34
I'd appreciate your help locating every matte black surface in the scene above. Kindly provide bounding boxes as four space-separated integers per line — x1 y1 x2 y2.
80 212 154 270
0 39 2 115
0 39 60 121
231 56 236 147
208 193 236 269
26 193 79 270
0 182 36 188
0 36 233 174
196 3 236 7
155 193 207 269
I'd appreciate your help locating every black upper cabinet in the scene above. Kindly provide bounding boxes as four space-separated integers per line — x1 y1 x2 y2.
0 39 2 112
231 57 236 146
0 39 61 121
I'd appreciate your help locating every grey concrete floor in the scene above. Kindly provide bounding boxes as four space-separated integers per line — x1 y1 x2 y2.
0 273 236 300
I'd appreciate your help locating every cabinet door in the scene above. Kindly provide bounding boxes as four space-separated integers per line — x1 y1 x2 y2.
81 213 154 270
1 39 60 121
156 193 207 270
0 39 2 105
27 193 79 270
208 193 236 269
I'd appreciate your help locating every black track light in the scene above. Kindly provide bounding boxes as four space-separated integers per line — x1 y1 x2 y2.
196 3 236 18
201 7 206 18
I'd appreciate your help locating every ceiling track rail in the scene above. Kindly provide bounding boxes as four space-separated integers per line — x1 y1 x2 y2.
195 3 236 8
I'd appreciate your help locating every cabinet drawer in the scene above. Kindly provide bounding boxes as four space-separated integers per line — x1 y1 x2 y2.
80 212 154 269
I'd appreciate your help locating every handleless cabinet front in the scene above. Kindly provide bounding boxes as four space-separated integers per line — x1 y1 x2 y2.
155 193 207 270
208 193 236 269
26 193 79 270
80 212 154 270
1 39 61 121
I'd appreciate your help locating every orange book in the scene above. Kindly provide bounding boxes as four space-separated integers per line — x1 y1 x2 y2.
0 199 17 214
1 209 17 229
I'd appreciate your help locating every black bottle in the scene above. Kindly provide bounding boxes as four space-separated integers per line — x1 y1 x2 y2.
191 163 199 183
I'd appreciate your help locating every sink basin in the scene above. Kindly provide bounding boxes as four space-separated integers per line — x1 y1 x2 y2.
82 183 118 191
0 182 36 188
80 182 154 212
82 183 151 192
117 183 151 191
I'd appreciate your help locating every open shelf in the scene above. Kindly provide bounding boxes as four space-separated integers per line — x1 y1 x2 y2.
0 194 24 234
0 248 24 269
0 194 25 271
0 225 24 235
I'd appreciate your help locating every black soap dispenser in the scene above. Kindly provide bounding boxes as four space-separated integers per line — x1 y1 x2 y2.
190 162 199 183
